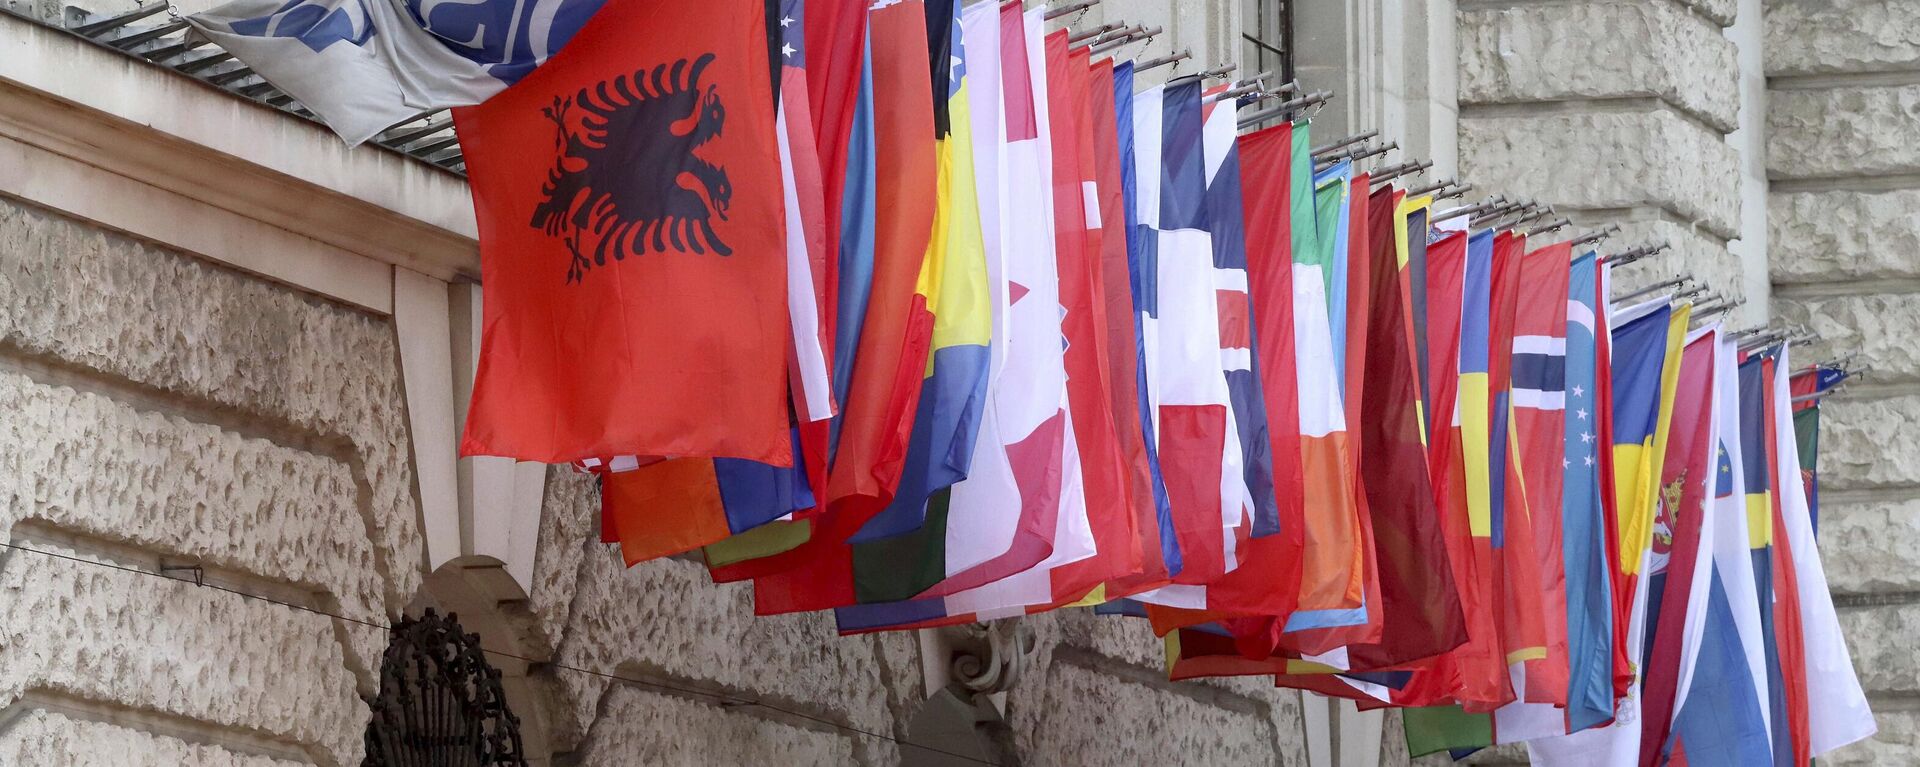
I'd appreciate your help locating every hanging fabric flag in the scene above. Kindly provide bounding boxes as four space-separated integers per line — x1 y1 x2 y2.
1396 228 1509 711
1739 349 1808 766
454 0 788 466
1154 120 1304 626
1273 155 1372 649
1526 299 1689 767
1761 351 1813 767
1035 34 1139 607
776 0 837 425
1663 328 1773 765
1510 240 1573 706
1635 327 1721 765
1203 88 1279 544
1769 346 1877 758
844 0 990 548
1452 229 1515 707
747 0 941 614
1559 251 1617 733
1133 77 1244 596
189 0 606 142
1089 57 1173 597
832 4 1084 630
1488 231 1549 677
594 431 814 564
1789 364 1845 534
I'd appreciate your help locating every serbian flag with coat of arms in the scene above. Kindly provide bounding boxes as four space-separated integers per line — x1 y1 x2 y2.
455 0 790 467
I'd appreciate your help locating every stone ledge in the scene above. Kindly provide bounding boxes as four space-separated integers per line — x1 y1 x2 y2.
1460 105 1741 239
1820 394 1920 491
0 708 311 767
0 198 423 610
1817 498 1920 596
0 371 385 626
1839 603 1920 695
0 547 365 766
1775 294 1920 382
568 685 859 766
1767 85 1920 180
1459 1 1738 132
1764 0 1920 78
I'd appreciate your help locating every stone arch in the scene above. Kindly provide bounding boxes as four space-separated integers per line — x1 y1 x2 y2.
403 557 558 767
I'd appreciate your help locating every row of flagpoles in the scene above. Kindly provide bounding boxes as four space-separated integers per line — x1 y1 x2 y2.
181 0 1876 762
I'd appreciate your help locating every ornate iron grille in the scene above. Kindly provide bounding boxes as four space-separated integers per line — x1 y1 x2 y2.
362 609 527 767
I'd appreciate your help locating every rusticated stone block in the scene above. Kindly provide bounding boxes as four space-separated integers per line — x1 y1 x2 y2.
1768 85 1920 180
1765 0 1920 77
1823 707 1918 766
570 686 856 766
1838 603 1920 694
0 709 310 767
1818 498 1920 595
1819 394 1920 491
1460 107 1741 239
542 552 909 763
1776 293 1920 382
0 547 365 766
0 199 422 611
1460 1 1738 132
0 372 385 629
1769 189 1920 284
520 467 599 658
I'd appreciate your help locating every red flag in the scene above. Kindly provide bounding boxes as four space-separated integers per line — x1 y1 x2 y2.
454 0 788 466
1513 241 1574 704
1488 230 1548 673
748 0 938 614
1043 38 1143 603
1089 57 1167 595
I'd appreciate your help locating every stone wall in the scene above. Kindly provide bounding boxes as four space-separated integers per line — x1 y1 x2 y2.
1454 0 1748 302
1765 0 1920 760
0 193 1310 764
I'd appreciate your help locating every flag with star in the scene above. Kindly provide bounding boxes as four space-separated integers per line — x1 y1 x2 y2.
1559 251 1617 732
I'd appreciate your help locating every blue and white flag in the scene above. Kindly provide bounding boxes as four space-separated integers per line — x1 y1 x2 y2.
188 0 605 142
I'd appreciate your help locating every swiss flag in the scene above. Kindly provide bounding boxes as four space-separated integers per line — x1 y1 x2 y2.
454 0 790 466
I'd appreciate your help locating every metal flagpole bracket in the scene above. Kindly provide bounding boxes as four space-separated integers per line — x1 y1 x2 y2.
1314 141 1396 171
1068 22 1123 45
1199 63 1238 80
1369 159 1433 187
1602 241 1671 265
1236 90 1332 128
1135 49 1192 73
159 561 206 587
1432 196 1507 223
1433 182 1473 201
1568 223 1621 247
1090 25 1160 54
1311 130 1378 158
1616 274 1694 304
1526 217 1573 237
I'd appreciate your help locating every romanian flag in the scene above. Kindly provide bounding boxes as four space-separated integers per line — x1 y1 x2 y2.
455 0 789 466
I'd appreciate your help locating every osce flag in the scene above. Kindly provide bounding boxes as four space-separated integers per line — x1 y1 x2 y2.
190 0 607 143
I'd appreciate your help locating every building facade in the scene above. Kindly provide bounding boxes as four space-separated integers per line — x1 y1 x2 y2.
0 0 1911 763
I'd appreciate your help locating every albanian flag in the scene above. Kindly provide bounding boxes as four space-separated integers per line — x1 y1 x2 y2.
455 0 790 466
